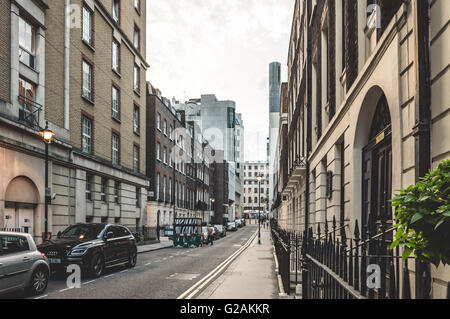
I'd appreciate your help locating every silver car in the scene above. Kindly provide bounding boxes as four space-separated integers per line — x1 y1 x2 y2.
0 232 50 296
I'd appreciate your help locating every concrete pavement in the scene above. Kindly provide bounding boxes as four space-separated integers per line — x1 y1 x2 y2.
196 227 279 299
137 236 173 254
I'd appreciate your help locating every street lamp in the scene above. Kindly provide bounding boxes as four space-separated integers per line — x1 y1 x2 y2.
39 121 55 241
210 198 215 224
257 174 262 244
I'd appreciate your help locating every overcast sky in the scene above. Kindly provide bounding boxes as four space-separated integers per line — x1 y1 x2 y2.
146 0 294 161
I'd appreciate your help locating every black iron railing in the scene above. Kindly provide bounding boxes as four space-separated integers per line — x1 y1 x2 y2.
126 226 157 242
0 227 29 233
271 215 448 299
18 95 42 129
271 219 291 294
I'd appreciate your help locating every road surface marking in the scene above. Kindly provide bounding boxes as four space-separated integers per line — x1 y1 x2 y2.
120 269 128 273
177 230 258 299
104 274 114 278
83 280 96 285
59 287 74 292
33 294 48 299
166 273 200 280
145 262 152 266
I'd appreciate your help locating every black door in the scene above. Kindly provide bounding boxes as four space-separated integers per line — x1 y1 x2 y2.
362 95 392 238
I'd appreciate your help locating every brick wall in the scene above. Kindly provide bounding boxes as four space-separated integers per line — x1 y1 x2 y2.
0 0 10 103
45 0 65 127
45 0 147 173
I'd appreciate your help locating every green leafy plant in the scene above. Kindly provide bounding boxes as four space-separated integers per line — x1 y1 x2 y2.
390 160 450 267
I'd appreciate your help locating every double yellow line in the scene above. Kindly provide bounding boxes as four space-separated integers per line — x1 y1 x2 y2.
177 230 258 299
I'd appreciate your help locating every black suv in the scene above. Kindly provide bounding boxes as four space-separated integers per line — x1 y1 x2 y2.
38 224 137 278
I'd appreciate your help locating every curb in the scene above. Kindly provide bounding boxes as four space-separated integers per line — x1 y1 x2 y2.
137 244 173 254
269 235 286 297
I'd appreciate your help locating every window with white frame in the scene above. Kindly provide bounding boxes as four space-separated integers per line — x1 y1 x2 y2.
134 64 140 92
134 25 140 51
163 147 167 164
18 16 35 69
163 176 166 201
133 105 139 133
82 6 93 46
85 174 92 200
156 113 161 130
82 116 92 154
133 145 140 172
112 133 119 165
101 178 108 202
112 86 119 120
157 142 161 161
156 173 160 200
112 0 120 23
163 120 167 135
112 40 120 73
82 60 93 100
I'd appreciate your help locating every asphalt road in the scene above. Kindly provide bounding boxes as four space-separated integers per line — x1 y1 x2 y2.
4 224 257 299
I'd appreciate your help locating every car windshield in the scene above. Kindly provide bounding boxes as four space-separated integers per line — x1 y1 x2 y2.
60 224 104 240
215 225 222 230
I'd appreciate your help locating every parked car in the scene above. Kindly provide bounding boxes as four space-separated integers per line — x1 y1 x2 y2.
164 225 174 238
0 231 50 296
235 219 243 228
38 223 137 278
226 222 237 231
214 225 227 238
240 218 246 226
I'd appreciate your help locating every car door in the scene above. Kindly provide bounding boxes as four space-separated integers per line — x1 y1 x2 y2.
0 234 33 292
102 226 118 266
106 226 129 264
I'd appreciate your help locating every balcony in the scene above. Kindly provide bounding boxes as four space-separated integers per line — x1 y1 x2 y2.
283 156 307 195
17 95 42 130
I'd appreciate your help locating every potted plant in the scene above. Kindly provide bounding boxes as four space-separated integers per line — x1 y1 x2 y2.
390 160 450 267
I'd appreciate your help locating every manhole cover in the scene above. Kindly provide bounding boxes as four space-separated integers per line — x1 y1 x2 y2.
166 273 200 280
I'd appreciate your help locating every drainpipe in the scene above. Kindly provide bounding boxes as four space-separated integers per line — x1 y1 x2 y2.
302 0 313 300
412 0 431 299
64 0 70 130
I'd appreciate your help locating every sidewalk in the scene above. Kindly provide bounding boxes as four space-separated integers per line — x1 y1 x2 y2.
137 236 173 254
196 227 279 299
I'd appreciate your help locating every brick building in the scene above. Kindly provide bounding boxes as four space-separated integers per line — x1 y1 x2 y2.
279 0 449 298
146 84 215 230
0 0 149 243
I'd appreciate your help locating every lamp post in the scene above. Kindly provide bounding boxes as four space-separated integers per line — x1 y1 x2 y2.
202 140 208 224
210 198 215 224
257 174 262 244
39 121 55 241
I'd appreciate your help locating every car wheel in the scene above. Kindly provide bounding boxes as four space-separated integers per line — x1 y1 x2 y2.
128 249 137 268
28 266 49 296
89 253 104 278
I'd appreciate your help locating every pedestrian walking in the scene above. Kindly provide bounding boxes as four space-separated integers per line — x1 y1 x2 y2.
207 225 214 246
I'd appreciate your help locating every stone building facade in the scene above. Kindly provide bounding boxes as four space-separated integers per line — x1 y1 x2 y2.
242 161 269 214
280 0 449 298
0 0 149 243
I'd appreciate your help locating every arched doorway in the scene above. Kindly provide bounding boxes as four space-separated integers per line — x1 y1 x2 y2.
4 176 39 235
361 94 392 238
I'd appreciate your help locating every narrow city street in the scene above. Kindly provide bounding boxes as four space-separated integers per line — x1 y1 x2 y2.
17 225 257 299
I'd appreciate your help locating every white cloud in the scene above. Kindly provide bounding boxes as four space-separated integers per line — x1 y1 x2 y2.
146 0 294 161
